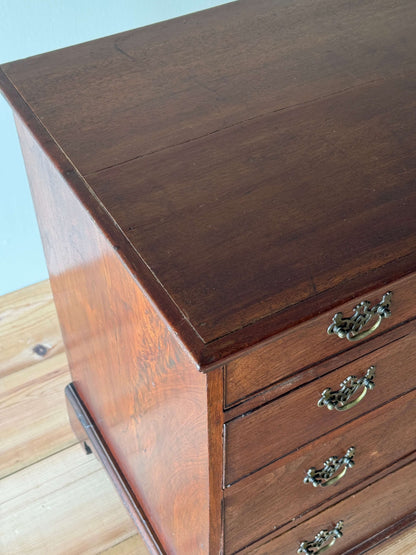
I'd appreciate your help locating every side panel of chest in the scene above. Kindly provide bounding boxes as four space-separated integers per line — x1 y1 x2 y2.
14 115 211 555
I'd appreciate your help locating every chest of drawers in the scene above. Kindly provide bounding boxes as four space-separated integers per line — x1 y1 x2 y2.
1 1 415 553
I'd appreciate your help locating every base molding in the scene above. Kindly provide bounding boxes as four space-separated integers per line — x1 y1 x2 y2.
65 383 165 555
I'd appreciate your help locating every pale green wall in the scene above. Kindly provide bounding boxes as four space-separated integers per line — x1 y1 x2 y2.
0 0 232 295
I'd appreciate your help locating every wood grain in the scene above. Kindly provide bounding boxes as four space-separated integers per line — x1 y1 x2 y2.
0 278 75 478
1 280 413 554
207 369 225 554
242 459 416 555
224 390 416 553
15 116 211 554
0 280 63 378
0 280 149 554
0 444 138 555
66 383 164 555
1 1 416 552
102 535 149 555
0 351 75 478
225 274 416 406
91 75 416 346
225 328 416 484
224 319 416 422
1 0 415 367
370 524 416 555
2 0 415 175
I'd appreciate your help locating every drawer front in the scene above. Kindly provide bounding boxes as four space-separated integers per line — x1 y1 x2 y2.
225 329 416 484
225 273 416 407
224 390 416 553
240 458 416 555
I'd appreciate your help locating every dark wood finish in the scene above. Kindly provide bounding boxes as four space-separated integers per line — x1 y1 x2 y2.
65 383 164 555
225 274 416 407
1 1 416 553
207 369 225 554
3 0 415 176
242 459 416 555
14 117 211 554
0 68 205 370
224 451 416 555
89 75 416 350
224 318 416 421
1 0 416 367
224 390 416 553
65 384 92 455
225 329 416 485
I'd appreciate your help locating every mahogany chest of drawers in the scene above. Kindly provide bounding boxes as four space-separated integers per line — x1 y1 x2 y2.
2 1 415 553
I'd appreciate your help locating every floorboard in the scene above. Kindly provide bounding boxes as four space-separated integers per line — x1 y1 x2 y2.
101 535 149 555
0 444 138 554
0 351 76 478
0 280 63 378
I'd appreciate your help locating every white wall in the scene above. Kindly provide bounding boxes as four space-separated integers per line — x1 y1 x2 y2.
0 0 232 295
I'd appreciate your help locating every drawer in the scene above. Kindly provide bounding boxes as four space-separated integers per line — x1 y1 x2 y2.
239 457 416 555
225 273 416 407
224 389 416 553
225 328 416 484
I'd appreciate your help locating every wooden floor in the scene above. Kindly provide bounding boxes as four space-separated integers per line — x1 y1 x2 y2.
0 280 147 554
0 280 414 554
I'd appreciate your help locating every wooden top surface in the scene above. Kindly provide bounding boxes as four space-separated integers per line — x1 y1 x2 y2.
1 0 416 366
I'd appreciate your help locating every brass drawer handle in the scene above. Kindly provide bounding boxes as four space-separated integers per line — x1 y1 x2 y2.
304 447 355 487
298 521 343 554
318 365 375 411
327 291 392 341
